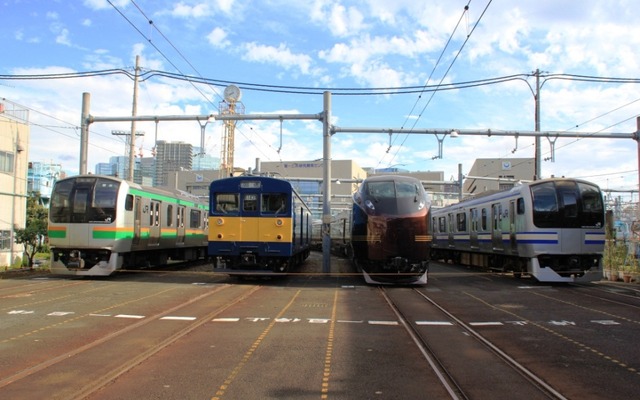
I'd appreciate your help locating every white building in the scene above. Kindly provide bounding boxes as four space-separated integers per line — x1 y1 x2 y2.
0 99 29 267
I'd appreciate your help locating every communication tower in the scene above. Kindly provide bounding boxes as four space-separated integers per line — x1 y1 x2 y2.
219 85 244 178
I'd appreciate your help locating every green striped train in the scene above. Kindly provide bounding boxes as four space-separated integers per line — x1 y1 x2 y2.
48 175 209 276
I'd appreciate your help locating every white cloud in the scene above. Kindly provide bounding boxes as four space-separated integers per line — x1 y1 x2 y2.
242 42 313 75
83 0 128 11
207 27 230 49
55 28 72 46
172 2 213 18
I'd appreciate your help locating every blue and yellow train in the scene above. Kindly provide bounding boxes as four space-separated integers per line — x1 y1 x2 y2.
208 175 312 274
48 175 209 276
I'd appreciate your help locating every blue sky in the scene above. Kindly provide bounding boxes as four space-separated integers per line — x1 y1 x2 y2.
2 0 639 199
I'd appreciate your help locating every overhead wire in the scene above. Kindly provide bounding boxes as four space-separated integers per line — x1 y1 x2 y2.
385 0 493 169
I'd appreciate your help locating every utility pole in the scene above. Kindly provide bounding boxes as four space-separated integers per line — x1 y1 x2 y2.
128 55 140 181
534 68 541 180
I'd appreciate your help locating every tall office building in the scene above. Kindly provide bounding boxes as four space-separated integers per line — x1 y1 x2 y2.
155 140 193 187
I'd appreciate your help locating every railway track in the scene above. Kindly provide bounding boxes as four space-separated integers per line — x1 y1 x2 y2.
0 284 261 399
380 287 568 400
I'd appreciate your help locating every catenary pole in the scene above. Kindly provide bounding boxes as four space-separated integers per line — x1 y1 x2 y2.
80 92 90 175
128 55 140 182
322 91 332 274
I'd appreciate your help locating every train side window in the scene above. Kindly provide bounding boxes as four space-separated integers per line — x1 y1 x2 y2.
190 210 201 228
438 216 447 233
447 214 454 233
481 208 487 231
517 198 525 214
456 212 467 232
125 194 134 211
167 205 173 227
470 208 478 232
154 202 160 226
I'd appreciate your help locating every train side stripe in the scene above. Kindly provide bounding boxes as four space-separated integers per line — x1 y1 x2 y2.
48 226 67 239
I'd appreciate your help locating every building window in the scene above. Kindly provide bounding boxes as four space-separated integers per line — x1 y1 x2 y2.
0 230 10 249
0 151 15 173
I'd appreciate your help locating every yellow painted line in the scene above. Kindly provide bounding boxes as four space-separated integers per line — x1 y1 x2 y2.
211 290 302 400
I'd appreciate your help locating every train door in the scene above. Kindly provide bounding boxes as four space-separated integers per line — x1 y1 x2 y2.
176 206 186 244
149 200 161 246
469 208 479 250
133 196 142 246
492 203 504 252
509 200 517 253
447 213 455 248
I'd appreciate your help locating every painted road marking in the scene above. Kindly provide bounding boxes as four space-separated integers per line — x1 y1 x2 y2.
416 321 454 326
591 320 620 325
469 322 503 326
160 316 197 321
368 321 399 326
115 314 145 319
212 317 240 322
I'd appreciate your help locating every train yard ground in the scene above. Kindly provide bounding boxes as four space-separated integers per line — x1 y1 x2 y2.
1 253 639 399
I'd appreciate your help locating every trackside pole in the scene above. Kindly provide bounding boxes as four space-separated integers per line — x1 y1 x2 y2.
322 91 332 274
80 92 90 175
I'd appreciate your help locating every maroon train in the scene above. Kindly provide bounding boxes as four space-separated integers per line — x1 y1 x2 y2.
350 175 431 284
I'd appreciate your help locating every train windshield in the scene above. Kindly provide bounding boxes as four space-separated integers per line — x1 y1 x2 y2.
367 181 419 199
363 179 427 214
531 180 603 228
214 193 239 214
50 177 120 223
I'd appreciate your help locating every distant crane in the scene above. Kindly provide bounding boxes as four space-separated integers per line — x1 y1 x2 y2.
219 85 244 178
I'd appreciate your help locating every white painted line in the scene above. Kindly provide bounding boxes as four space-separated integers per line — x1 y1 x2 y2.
212 317 240 322
337 320 364 323
368 321 399 326
416 321 454 326
469 322 503 326
48 311 75 316
160 316 197 321
591 320 620 325
115 314 145 319
90 314 111 317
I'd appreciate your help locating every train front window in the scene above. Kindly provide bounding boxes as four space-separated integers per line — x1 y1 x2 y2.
50 179 74 223
367 181 395 198
396 181 418 198
50 177 120 223
578 182 604 227
243 194 258 211
262 193 287 214
214 193 239 214
532 180 604 228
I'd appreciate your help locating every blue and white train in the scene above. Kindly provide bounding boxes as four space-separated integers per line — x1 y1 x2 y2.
430 177 605 282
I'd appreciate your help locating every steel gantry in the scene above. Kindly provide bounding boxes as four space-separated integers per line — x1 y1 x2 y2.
79 92 640 274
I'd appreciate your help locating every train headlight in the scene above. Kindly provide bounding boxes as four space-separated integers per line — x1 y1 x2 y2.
216 218 224 225
275 219 283 226
365 199 375 213
418 200 425 210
